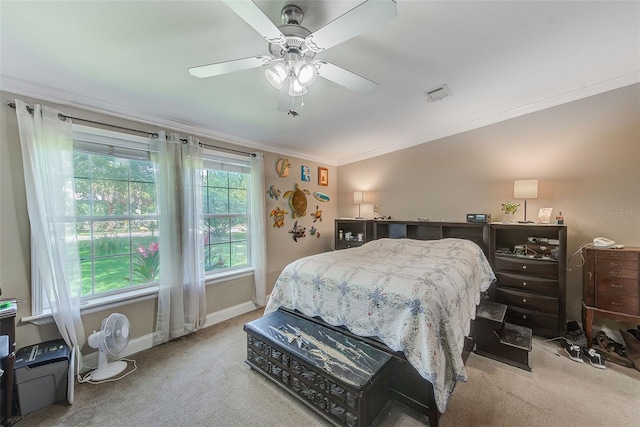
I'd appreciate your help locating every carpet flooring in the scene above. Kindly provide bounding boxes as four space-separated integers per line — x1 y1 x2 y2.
14 309 640 426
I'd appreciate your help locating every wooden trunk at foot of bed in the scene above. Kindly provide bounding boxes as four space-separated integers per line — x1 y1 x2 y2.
282 308 477 427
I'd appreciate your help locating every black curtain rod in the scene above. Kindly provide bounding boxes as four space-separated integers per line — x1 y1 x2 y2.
7 102 159 138
179 138 255 157
8 102 256 157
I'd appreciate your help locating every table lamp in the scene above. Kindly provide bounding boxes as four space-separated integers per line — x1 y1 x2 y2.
514 179 538 223
353 191 365 219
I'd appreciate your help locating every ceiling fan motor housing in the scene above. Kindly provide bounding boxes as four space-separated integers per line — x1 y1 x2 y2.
265 3 315 61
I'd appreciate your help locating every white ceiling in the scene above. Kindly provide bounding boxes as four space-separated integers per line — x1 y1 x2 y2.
1 1 638 165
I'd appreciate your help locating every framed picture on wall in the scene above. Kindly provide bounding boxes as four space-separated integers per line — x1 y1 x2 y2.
318 167 328 186
301 166 311 182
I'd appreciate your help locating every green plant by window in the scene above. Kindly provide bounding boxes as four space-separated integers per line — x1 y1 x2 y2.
132 242 159 282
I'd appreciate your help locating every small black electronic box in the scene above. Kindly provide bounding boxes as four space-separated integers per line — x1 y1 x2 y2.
466 213 491 223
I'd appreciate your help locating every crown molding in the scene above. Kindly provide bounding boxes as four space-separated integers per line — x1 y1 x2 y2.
337 72 640 166
3 72 637 169
0 76 337 166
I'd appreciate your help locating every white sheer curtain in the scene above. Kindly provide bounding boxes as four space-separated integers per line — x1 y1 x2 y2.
152 132 205 344
15 99 85 403
250 152 267 306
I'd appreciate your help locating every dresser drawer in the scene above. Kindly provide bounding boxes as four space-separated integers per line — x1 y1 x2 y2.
595 267 638 280
504 307 559 337
595 276 639 297
596 293 639 315
597 251 638 262
495 272 558 296
596 258 638 270
494 257 558 279
495 288 559 315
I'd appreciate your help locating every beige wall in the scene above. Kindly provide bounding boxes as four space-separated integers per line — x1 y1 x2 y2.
337 84 640 326
3 84 637 349
263 152 337 292
0 91 336 351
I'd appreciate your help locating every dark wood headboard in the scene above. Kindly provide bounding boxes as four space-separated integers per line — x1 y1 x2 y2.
373 220 491 257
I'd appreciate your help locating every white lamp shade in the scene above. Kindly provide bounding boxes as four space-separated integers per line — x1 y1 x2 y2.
353 191 365 204
294 61 317 87
265 63 288 89
513 179 539 199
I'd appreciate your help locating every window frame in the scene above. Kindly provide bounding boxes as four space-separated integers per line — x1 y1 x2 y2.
29 125 257 318
202 151 252 277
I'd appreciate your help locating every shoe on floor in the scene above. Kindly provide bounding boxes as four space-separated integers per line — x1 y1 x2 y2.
564 341 583 363
566 321 588 348
583 347 606 369
620 329 640 372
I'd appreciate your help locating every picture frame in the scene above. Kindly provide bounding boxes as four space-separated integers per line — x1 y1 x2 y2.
538 208 553 224
301 165 311 182
318 167 329 186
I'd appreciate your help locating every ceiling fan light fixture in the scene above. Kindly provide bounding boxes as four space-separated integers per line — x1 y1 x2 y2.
294 61 317 87
289 78 308 97
265 63 288 89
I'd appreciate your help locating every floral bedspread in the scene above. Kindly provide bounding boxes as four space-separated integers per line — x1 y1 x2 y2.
264 238 495 413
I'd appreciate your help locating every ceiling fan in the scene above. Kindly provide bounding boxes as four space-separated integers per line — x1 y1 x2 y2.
188 0 397 114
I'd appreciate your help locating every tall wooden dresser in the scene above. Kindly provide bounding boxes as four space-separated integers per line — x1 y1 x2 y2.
582 246 640 346
490 224 567 338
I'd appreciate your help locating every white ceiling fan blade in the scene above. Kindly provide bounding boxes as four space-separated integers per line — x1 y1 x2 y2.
188 56 270 78
223 0 287 47
304 0 397 53
316 61 378 95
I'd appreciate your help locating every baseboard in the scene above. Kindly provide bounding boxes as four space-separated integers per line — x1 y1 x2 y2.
81 300 261 372
202 300 261 328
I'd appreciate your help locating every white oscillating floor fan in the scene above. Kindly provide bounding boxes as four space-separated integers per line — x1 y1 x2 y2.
87 313 130 381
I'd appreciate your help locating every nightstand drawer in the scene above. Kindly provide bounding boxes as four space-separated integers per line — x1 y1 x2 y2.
504 307 558 336
495 288 558 315
596 293 639 315
494 257 558 279
595 267 638 280
596 277 639 297
495 272 558 296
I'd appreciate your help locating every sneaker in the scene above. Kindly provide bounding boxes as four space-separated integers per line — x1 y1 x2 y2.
583 347 606 369
564 341 583 363
566 321 588 348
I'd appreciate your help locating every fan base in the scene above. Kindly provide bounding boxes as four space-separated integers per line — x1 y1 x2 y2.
89 360 128 381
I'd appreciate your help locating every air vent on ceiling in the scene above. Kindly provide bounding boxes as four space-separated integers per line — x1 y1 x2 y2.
424 84 450 102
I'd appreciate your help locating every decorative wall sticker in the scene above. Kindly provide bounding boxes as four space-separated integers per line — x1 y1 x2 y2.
318 167 328 186
276 158 290 178
310 205 323 222
309 226 320 238
313 191 330 202
266 184 281 200
289 220 306 242
269 206 288 228
283 183 311 218
301 165 311 182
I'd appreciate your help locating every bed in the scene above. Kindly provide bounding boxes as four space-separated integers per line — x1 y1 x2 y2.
264 222 495 425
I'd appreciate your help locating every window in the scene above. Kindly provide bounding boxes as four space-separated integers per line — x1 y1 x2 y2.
202 155 251 274
72 127 158 301
31 125 256 316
